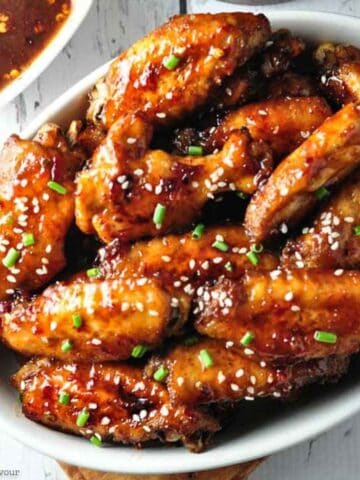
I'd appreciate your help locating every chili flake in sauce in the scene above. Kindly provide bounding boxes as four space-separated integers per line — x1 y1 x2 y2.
0 0 71 91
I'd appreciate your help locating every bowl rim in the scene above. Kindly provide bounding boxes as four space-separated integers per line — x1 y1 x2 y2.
0 0 94 110
1 9 360 475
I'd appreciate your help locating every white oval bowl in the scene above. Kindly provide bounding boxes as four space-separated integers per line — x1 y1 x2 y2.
1 10 360 475
0 0 93 110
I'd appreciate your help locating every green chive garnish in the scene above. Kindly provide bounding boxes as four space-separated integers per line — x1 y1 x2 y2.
90 434 102 447
23 233 35 247
153 203 166 227
314 330 337 344
192 223 205 240
76 409 90 428
315 186 330 200
163 54 181 70
236 191 247 200
59 392 70 406
188 145 203 156
199 349 214 369
250 243 264 253
131 344 148 358
86 267 100 278
153 365 169 382
2 248 21 269
246 251 259 266
183 335 199 346
225 261 233 272
212 240 229 252
354 225 360 236
61 339 73 353
47 180 67 195
240 331 255 346
72 313 83 329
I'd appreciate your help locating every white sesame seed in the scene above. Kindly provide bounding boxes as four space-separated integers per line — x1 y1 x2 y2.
284 292 294 302
334 269 344 276
235 369 244 378
231 383 240 392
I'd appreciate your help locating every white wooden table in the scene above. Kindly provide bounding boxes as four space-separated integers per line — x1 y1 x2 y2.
1 1 360 478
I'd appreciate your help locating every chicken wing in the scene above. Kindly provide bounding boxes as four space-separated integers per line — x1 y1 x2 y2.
266 72 318 99
87 12 270 130
76 114 272 244
210 97 331 159
0 124 83 300
195 270 360 361
314 43 360 105
13 358 219 452
2 273 189 362
245 102 360 241
282 171 360 268
100 224 278 285
147 338 349 405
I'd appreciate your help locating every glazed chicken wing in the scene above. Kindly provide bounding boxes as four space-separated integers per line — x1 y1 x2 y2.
245 102 360 241
147 338 349 405
101 224 278 285
210 97 331 159
195 270 360 361
76 114 272 244
0 124 83 300
2 272 189 362
282 171 360 269
87 12 270 130
13 358 219 452
314 43 360 105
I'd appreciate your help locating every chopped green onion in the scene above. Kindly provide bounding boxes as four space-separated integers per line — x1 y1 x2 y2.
153 365 169 382
76 409 90 428
246 250 259 266
354 225 360 236
18 393 23 403
131 344 148 358
2 248 21 269
86 267 100 278
23 233 35 247
250 243 264 253
315 186 330 200
47 180 67 195
163 54 181 70
236 191 247 200
188 145 203 156
59 392 70 406
61 339 73 353
192 223 205 240
153 203 166 227
212 240 229 252
314 330 337 344
240 331 255 346
183 335 199 346
90 434 102 447
72 313 83 329
224 261 233 272
199 349 214 369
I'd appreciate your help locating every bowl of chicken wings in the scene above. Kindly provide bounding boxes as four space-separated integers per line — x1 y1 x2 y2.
1 8 360 474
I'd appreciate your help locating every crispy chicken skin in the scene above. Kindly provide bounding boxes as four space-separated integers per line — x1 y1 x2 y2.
195 270 360 361
147 339 349 405
282 172 360 269
87 13 271 129
2 273 189 362
209 97 331 159
13 358 219 452
266 72 318 99
314 43 360 105
245 102 360 241
100 225 278 285
76 114 272 244
0 124 83 300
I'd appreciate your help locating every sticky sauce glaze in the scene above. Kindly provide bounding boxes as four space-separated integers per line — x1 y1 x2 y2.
0 0 71 91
